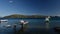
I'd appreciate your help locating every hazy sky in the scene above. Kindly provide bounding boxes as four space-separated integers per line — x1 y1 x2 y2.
0 0 60 17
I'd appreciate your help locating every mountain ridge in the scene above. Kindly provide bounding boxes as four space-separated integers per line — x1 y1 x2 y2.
3 14 46 18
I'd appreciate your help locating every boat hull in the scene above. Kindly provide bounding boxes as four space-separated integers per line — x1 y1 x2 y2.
54 27 60 32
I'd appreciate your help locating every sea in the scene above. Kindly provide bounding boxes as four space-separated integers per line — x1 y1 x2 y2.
0 18 60 34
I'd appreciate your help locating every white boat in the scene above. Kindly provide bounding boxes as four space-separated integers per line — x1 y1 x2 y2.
0 19 8 22
20 20 28 24
3 25 11 28
45 16 50 21
45 18 49 21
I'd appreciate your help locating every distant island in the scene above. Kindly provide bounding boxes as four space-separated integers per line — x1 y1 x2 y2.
3 14 47 18
3 14 60 19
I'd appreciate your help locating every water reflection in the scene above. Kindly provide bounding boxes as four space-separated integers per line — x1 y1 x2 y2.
16 24 28 34
13 24 17 34
54 27 60 34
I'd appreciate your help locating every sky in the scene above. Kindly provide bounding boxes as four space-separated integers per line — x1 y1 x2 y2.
0 0 60 17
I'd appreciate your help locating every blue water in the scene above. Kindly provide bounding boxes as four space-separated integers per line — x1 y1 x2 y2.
0 18 60 34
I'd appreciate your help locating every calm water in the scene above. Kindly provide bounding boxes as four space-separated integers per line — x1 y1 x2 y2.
0 18 60 34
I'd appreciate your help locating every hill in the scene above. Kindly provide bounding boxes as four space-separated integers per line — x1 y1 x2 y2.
3 14 46 18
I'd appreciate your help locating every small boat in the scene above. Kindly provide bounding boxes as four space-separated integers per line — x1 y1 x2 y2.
54 27 60 32
45 16 50 22
20 20 28 24
45 18 49 21
0 19 8 23
45 18 49 23
3 25 11 28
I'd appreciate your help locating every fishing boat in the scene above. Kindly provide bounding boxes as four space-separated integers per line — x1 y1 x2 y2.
20 20 28 24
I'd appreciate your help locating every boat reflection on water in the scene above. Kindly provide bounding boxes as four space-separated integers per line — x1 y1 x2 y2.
16 24 29 34
13 24 17 34
15 20 29 34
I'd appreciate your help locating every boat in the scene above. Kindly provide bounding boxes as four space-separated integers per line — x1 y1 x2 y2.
54 27 60 32
0 19 8 23
3 25 11 28
45 17 49 22
20 20 28 24
45 16 50 22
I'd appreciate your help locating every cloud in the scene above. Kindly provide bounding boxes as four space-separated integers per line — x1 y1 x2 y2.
9 1 13 3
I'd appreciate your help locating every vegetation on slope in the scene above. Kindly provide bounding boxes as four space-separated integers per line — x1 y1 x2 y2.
3 14 46 18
